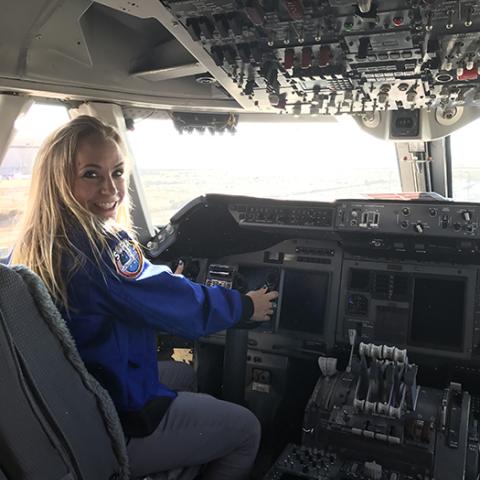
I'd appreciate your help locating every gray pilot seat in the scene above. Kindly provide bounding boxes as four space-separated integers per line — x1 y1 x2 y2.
0 264 193 480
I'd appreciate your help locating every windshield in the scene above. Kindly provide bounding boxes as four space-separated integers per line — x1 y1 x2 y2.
127 118 400 226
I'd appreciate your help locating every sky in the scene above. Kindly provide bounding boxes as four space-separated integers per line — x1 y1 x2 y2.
126 114 397 175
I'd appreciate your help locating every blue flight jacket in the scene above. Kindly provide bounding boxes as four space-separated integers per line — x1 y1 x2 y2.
62 231 251 424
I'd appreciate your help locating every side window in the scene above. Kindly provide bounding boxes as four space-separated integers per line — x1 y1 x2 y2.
0 103 69 257
450 118 480 201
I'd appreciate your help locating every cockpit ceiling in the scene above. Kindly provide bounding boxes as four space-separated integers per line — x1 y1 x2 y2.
0 1 236 110
1 0 480 120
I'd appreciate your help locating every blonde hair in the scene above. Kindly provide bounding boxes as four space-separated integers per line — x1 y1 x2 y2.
11 115 133 308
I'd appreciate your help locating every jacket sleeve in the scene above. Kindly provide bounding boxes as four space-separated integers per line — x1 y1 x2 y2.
96 256 251 339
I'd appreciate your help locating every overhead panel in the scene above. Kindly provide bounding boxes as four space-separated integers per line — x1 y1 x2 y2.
157 0 480 116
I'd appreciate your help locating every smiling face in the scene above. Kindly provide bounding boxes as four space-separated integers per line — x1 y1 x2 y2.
72 135 126 220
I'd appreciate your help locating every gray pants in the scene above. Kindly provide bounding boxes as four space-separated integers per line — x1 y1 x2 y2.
127 362 261 480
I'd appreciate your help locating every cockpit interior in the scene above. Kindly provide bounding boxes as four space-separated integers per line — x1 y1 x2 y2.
2 0 480 479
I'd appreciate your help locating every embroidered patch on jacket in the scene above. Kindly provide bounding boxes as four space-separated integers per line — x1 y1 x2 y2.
112 240 144 279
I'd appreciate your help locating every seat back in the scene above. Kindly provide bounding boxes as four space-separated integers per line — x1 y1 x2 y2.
0 264 129 480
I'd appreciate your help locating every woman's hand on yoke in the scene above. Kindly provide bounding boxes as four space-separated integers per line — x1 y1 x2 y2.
246 287 279 322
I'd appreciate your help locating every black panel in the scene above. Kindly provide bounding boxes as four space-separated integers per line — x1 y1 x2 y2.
410 277 466 351
234 266 280 293
390 110 420 138
349 269 371 291
278 270 329 335
375 305 409 345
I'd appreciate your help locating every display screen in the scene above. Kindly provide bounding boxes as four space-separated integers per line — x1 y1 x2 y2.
375 305 409 345
409 277 465 351
278 270 329 335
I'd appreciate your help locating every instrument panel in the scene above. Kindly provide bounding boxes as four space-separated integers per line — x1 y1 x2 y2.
160 0 480 115
336 200 480 237
206 237 342 355
150 195 480 363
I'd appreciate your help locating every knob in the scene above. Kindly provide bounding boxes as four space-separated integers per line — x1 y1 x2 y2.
378 92 388 104
425 12 433 31
406 90 417 103
444 58 453 71
464 6 473 27
297 27 304 43
466 54 475 71
358 0 372 14
244 79 255 96
267 30 275 46
454 44 463 59
269 93 280 106
414 223 424 233
402 207 410 216
370 239 384 248
428 208 437 217
446 9 454 30
392 16 404 27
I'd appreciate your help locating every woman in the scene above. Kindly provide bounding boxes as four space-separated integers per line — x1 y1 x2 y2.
11 115 278 479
